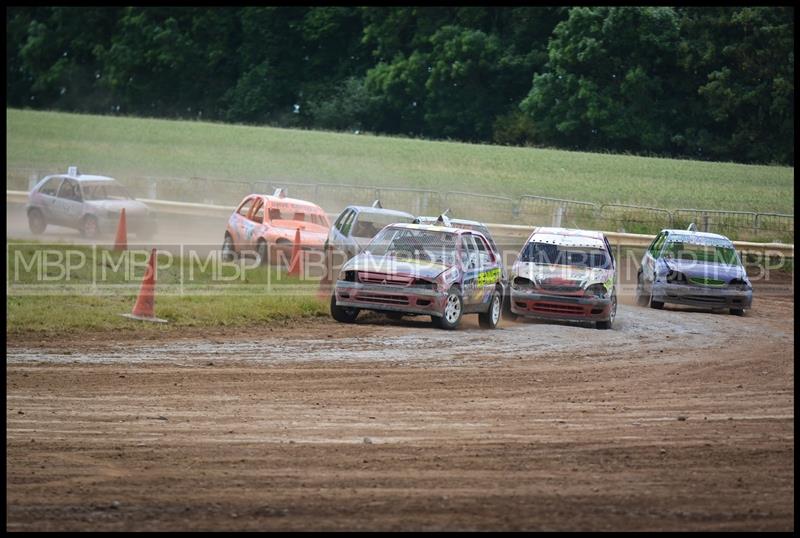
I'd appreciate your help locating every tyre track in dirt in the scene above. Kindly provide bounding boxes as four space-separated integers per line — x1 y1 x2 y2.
6 262 794 530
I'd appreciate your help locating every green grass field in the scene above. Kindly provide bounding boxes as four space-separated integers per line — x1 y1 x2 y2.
7 241 328 336
6 108 794 214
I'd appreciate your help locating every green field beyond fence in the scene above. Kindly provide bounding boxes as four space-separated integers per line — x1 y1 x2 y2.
6 110 794 234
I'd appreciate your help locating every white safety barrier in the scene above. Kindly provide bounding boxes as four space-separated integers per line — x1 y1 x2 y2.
7 190 793 258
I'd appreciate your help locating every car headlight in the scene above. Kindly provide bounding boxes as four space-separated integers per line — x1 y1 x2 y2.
511 276 536 290
338 269 356 282
585 283 608 297
666 270 688 284
728 278 752 290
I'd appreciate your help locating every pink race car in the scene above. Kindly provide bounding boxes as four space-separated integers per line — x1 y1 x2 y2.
222 189 331 264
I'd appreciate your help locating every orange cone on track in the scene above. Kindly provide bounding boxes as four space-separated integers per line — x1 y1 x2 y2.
121 248 168 323
287 228 303 277
113 208 128 251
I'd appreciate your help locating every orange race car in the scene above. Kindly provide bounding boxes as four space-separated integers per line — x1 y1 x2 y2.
222 189 331 264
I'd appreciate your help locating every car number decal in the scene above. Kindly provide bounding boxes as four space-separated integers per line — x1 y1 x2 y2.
477 268 500 286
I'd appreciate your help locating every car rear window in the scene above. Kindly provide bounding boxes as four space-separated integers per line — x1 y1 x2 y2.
38 177 62 196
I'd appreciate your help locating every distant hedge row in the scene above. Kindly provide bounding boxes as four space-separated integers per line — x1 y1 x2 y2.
6 6 794 165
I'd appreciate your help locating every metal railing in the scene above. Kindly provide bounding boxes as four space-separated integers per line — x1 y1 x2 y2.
7 166 794 243
7 189 794 259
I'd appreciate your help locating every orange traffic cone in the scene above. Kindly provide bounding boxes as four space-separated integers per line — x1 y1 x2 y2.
287 228 303 277
121 248 168 323
113 208 128 251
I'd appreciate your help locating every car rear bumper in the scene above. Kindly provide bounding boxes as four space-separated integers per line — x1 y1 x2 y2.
334 281 447 317
510 289 612 321
652 282 753 310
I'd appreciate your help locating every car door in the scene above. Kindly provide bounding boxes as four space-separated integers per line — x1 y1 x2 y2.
230 196 256 248
53 178 84 228
642 232 667 290
34 176 65 222
603 235 616 292
338 209 358 259
241 197 266 250
459 234 482 307
474 234 502 305
329 208 354 254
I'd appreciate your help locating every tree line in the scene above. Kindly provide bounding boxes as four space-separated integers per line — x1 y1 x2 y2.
6 6 794 165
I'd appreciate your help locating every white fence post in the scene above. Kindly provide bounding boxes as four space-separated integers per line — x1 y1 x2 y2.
552 205 563 227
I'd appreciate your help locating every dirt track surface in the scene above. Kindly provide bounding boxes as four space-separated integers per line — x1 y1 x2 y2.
6 276 795 532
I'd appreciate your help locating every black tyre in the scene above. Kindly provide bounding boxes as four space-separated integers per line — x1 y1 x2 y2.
27 209 46 234
330 293 359 323
434 287 463 330
730 308 745 316
596 293 617 330
502 291 517 321
257 240 268 266
274 239 292 267
635 273 649 306
80 215 99 238
478 289 502 329
221 234 237 261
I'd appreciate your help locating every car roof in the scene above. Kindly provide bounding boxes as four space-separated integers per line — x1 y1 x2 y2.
254 194 326 212
348 206 415 218
44 173 116 183
527 227 607 248
415 216 485 227
387 222 472 235
660 229 732 242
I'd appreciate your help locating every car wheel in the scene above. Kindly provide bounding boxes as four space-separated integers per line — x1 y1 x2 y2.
80 215 99 239
274 239 292 267
27 209 47 234
635 273 649 306
479 289 502 329
330 293 359 323
730 308 745 316
257 239 268 266
596 293 617 330
434 287 463 330
221 234 237 261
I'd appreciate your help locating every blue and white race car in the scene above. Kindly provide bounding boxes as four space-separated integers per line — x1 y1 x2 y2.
636 225 753 315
